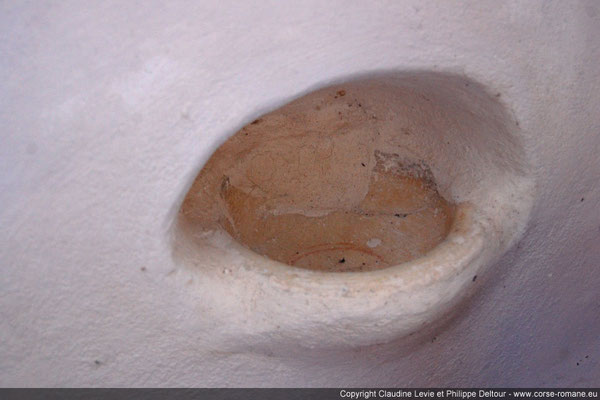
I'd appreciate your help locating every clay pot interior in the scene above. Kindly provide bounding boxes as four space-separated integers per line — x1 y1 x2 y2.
178 73 526 273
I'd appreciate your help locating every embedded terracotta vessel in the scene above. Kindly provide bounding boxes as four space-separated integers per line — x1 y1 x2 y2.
173 72 534 348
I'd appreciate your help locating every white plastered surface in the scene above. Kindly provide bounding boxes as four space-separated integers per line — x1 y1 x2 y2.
1 0 599 387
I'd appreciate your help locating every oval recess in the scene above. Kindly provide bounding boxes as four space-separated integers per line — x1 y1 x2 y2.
171 71 534 348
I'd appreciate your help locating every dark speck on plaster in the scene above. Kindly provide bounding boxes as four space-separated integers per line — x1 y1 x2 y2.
472 275 477 282
581 197 584 202
94 360 101 366
339 258 346 263
361 163 366 167
140 267 146 272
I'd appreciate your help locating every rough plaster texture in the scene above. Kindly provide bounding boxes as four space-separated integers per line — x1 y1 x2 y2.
1 0 599 387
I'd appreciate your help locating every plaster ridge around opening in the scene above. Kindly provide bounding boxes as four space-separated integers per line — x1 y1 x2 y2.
170 71 534 348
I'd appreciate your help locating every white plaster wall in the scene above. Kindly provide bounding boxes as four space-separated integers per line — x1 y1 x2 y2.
1 0 599 387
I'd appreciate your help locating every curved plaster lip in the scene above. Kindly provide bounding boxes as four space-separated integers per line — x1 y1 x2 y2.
174 201 498 347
